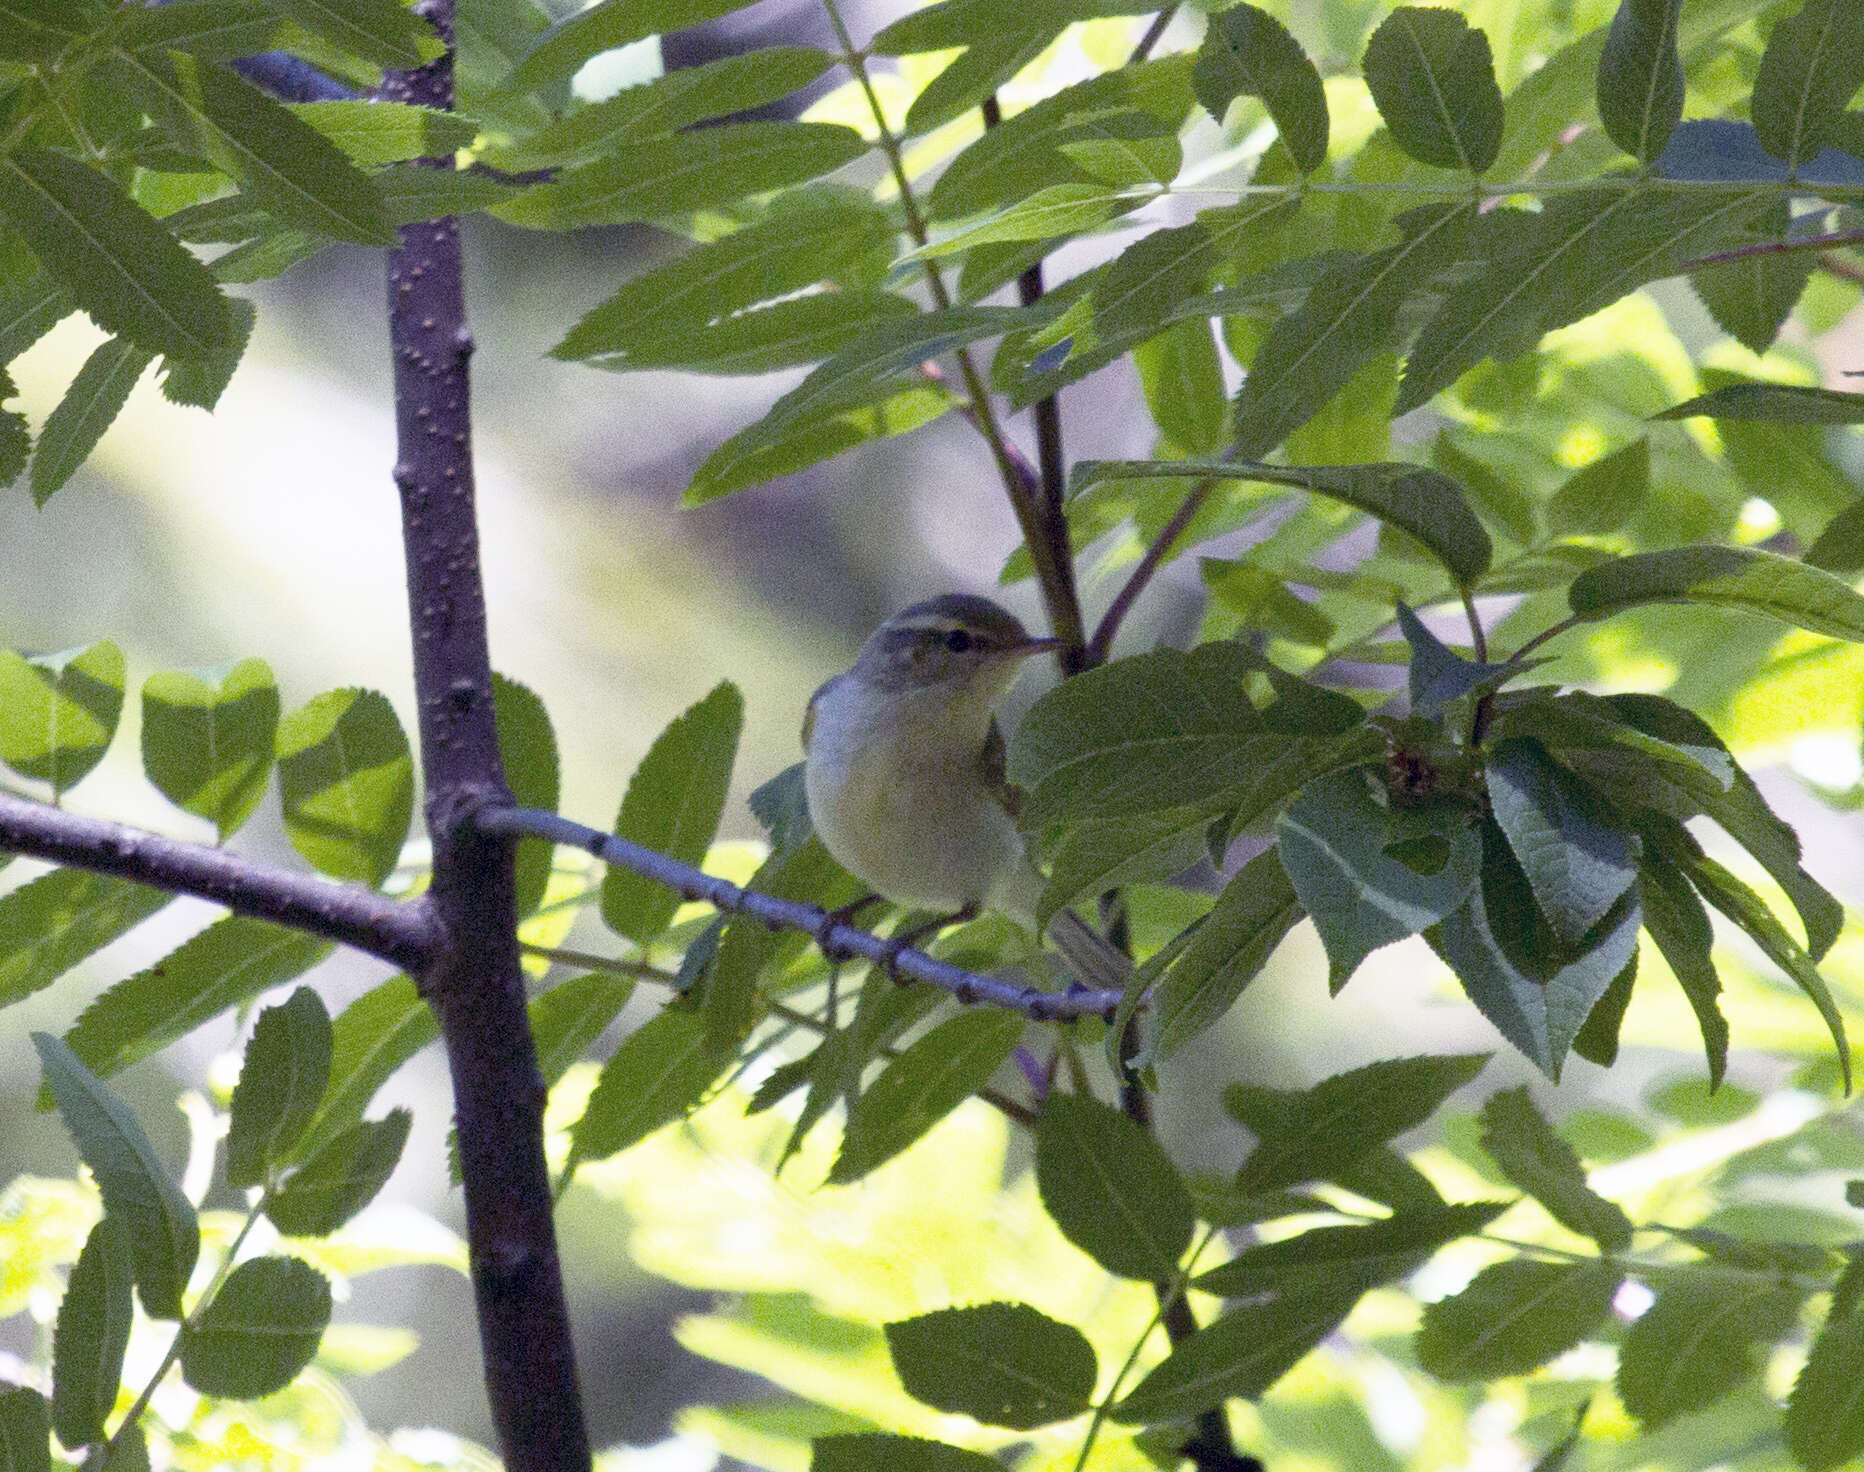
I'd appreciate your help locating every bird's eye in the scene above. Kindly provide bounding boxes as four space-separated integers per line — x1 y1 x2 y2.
944 629 973 653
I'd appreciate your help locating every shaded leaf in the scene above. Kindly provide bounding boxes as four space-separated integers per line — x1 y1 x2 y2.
0 0 105 60
1787 1304 1864 1470
1691 241 1812 356
810 1435 999 1472
1415 1258 1620 1381
1193 1202 1507 1298
141 657 279 840
266 1110 411 1236
1035 1091 1193 1281
225 987 332 1190
1486 739 1636 947
294 101 477 167
30 337 154 506
160 295 256 411
51 1218 133 1450
116 1 285 60
0 1388 49 1472
1479 1086 1633 1251
276 688 415 888
178 1256 330 1399
492 673 559 918
1751 0 1864 167
1568 544 1864 641
528 971 634 1089
1362 7 1504 172
1546 438 1649 537
0 869 169 1009
885 1303 1094 1430
1655 382 1864 423
0 640 125 796
286 974 435 1167
1596 0 1684 162
568 1008 732 1172
1620 1275 1802 1428
505 0 763 93
275 0 438 69
1040 806 1220 926
583 291 921 377
1192 4 1328 171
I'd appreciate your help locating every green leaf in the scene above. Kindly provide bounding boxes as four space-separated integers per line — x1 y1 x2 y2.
1148 849 1304 1062
830 1009 1024 1185
1596 0 1684 162
178 1256 330 1399
32 1033 199 1320
115 54 395 246
141 657 279 840
492 674 558 918
1619 1275 1802 1428
0 639 126 796
1429 821 1642 1079
568 1007 732 1171
884 1303 1094 1429
30 337 155 506
1751 0 1864 167
0 869 170 1009
1132 317 1226 454
1361 7 1504 173
0 1387 49 1472
1035 1092 1193 1281
0 258 70 366
1232 204 1474 461
160 295 256 411
601 682 741 943
0 150 231 359
1641 861 1730 1087
551 196 896 360
810 1435 1000 1472
286 974 435 1168
1193 1202 1507 1298
1039 807 1220 927
1546 438 1649 537
1201 559 1336 645
1111 1282 1363 1423
1486 739 1636 947
583 291 923 377
504 0 763 93
293 101 477 168
494 123 868 230
275 0 438 69
276 688 415 888
1809 500 1864 576
1236 1053 1490 1194
115 2 285 61
912 183 1129 260
63 917 333 1084
265 1109 411 1236
1787 1304 1864 1470
1277 769 1481 991
1691 237 1812 356
1568 544 1864 641
51 1217 133 1450
1069 459 1493 583
225 988 333 1191
1655 382 1864 423
1415 1258 1621 1381
1191 4 1328 171
0 0 105 60
902 32 1051 136
1479 1087 1633 1251
528 971 634 1090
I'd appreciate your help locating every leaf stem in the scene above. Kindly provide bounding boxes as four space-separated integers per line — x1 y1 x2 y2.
1129 8 1178 64
1679 225 1864 272
1511 611 1589 663
1090 477 1217 662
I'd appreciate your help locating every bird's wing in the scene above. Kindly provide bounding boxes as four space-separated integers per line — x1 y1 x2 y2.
801 675 839 755
980 716 1024 820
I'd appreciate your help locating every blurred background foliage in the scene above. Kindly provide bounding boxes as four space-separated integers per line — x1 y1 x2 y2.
2 0 1864 1466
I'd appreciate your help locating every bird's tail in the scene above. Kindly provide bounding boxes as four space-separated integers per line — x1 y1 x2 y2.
1047 904 1134 993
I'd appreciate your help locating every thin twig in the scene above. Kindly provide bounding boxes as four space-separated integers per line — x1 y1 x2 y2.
1680 226 1864 273
1089 478 1216 662
1129 8 1178 64
1511 611 1589 663
0 792 438 970
481 806 1124 1021
1819 251 1864 287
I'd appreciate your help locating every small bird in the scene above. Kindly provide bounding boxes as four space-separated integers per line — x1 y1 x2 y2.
802 593 1129 990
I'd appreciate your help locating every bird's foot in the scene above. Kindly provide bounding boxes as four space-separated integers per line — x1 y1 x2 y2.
814 893 884 961
880 903 978 977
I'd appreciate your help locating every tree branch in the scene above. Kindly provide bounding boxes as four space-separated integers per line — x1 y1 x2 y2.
1129 8 1177 64
0 793 438 970
478 806 1124 1021
381 6 590 1468
1679 225 1864 273
1089 477 1215 662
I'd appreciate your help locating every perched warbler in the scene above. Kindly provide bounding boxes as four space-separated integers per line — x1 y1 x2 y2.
802 593 1129 990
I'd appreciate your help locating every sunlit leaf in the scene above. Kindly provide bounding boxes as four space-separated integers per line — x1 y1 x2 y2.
225 987 332 1190
1415 1258 1620 1381
885 1303 1094 1429
141 657 279 840
276 688 415 888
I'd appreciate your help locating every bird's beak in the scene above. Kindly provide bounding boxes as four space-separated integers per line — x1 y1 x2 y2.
1002 636 1063 660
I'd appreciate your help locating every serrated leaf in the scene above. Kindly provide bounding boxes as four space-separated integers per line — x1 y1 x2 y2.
583 291 922 377
0 256 65 366
266 1109 410 1236
1235 1053 1490 1194
528 971 634 1089
115 54 395 246
1429 822 1642 1079
30 337 154 506
1415 1258 1620 1381
1039 807 1219 925
140 657 279 840
1546 438 1649 537
1192 4 1328 170
159 295 255 411
1111 1282 1362 1423
0 1387 49 1472
178 1256 330 1399
1568 544 1864 641
1394 603 1525 714
286 974 435 1168
1193 1202 1507 1298
1788 1304 1864 1470
1620 1275 1802 1428
276 688 414 888
33 1033 199 1320
1752 0 1864 167
810 1434 1000 1472
51 1217 132 1450
1487 739 1636 947
1070 459 1493 583
0 0 105 60
1597 0 1684 162
1655 382 1864 423
1362 7 1504 173
494 123 868 230
0 150 231 359
0 869 170 1008
1809 499 1864 576
277 0 438 69
1201 559 1336 645
63 917 333 1085
491 673 558 919
884 1303 1094 1429
568 1008 732 1172
903 31 1050 136
1691 239 1812 356
1132 317 1226 453
294 101 476 167
0 639 125 795
1479 1087 1633 1251
115 2 285 61
912 184 1129 261
1035 1092 1193 1281
1278 768 1481 990
504 0 763 93
830 1009 1024 1184
1233 204 1473 460
225 988 333 1190
601 682 741 943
